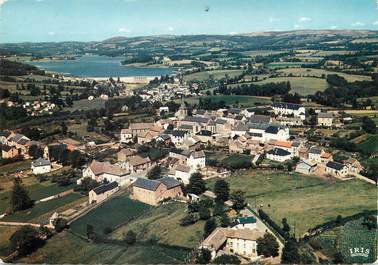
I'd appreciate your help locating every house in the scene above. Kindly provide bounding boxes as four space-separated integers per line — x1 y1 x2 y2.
117 148 136 162
156 134 171 144
175 164 192 184
125 155 152 173
272 140 292 152
120 129 133 143
320 152 333 163
175 102 188 120
60 138 80 151
295 160 317 174
344 158 364 174
233 216 257 230
325 161 348 178
31 158 51 175
196 130 213 144
89 181 119 204
317 112 334 127
129 123 154 137
266 148 292 162
264 125 290 142
187 150 206 170
248 115 271 124
272 102 306 120
308 147 323 163
44 143 67 161
171 130 189 146
201 227 264 260
1 145 19 159
231 123 248 137
131 177 183 206
82 160 129 184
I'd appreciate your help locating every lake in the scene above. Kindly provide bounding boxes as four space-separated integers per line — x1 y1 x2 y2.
28 55 174 78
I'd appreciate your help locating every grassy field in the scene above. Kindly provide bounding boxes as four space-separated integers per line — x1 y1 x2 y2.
255 76 328 96
70 193 151 236
111 202 205 248
266 62 316 69
359 134 378 154
0 225 19 257
277 68 372 82
15 231 189 264
180 95 270 107
208 170 377 236
3 193 84 223
66 97 106 111
313 218 377 263
183 69 244 81
0 175 77 213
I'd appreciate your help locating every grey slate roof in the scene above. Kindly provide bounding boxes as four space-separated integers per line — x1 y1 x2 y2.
32 158 51 167
272 102 303 110
267 148 291 156
172 130 188 137
93 181 118 195
160 177 181 189
133 178 161 191
249 115 271 124
326 161 345 170
309 147 322 154
182 116 210 124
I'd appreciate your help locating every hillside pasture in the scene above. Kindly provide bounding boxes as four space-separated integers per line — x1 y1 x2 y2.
254 76 328 96
70 193 151 236
208 170 377 237
277 68 372 82
180 95 270 107
183 69 244 81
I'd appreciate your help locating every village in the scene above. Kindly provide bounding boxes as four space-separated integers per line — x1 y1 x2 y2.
0 89 375 264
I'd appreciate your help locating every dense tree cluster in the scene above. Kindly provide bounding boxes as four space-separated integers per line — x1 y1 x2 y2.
216 81 291 97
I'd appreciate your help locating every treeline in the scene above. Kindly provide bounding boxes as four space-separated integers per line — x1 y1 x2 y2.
216 81 291 96
0 59 44 76
310 74 378 107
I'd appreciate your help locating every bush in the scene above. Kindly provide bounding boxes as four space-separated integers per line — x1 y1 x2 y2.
53 218 68 233
180 213 199 226
213 254 241 264
124 230 136 245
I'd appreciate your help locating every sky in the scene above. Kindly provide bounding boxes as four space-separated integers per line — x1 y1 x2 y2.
0 0 377 43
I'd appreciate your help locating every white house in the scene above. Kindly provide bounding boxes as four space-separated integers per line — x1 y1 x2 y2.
308 147 323 163
317 112 334 127
266 148 292 162
272 102 306 120
31 158 51 175
187 150 206 170
175 164 192 184
233 216 257 230
325 161 348 178
120 129 133 143
201 228 264 260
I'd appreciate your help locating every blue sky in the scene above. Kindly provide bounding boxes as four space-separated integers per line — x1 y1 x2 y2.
0 0 377 43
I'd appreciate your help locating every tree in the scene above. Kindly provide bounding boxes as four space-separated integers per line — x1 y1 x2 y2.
60 121 68 136
220 213 230 227
124 230 136 245
53 218 68 233
204 218 216 237
10 226 44 256
180 213 198 226
10 178 33 212
281 238 300 264
195 248 212 264
361 116 377 134
333 252 344 264
256 233 279 257
28 145 43 160
230 190 246 210
186 173 206 195
212 254 241 264
198 205 211 220
86 224 95 239
282 218 291 237
214 179 230 202
146 165 162 180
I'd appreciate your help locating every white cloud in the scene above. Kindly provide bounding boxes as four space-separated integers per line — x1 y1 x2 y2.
118 27 131 33
352 21 365 26
48 31 56 36
35 0 44 2
294 24 302 29
228 32 237 35
373 21 378 26
168 26 174 32
0 0 8 7
299 17 312 22
330 25 338 29
268 17 279 23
